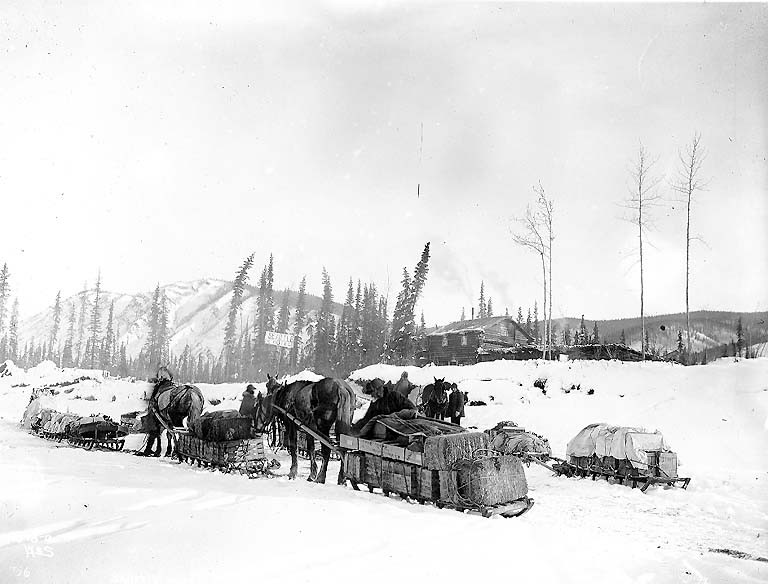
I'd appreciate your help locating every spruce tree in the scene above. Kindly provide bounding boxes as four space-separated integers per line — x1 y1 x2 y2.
223 253 254 379
349 281 363 370
143 285 162 373
87 273 103 369
736 316 744 357
103 301 115 371
62 302 76 368
526 308 532 336
9 299 19 362
335 279 355 375
533 301 540 345
478 282 486 319
677 330 685 364
289 276 307 371
517 307 524 330
620 329 627 346
592 322 600 345
487 297 494 317
0 263 9 341
562 324 571 347
389 243 430 364
389 268 412 361
277 288 291 333
49 291 62 360
578 315 588 345
75 282 89 366
314 268 334 374
158 292 170 364
460 307 465 321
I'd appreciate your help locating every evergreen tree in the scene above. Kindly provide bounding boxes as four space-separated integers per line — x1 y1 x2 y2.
533 301 540 345
517 307 524 330
314 267 334 374
158 292 170 364
644 329 651 356
277 289 291 333
289 276 307 370
478 282 486 319
620 329 627 345
335 279 355 375
677 330 685 363
736 316 744 357
562 324 571 347
143 284 162 373
252 255 276 373
591 321 600 345
0 263 9 341
526 308 532 336
349 280 363 370
119 343 128 377
389 242 430 364
75 282 89 366
487 297 494 317
87 273 103 368
49 291 62 361
9 299 19 362
460 307 465 321
578 315 588 345
103 301 115 371
62 302 76 368
223 253 254 379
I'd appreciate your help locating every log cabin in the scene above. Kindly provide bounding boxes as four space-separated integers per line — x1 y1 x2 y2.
426 316 536 365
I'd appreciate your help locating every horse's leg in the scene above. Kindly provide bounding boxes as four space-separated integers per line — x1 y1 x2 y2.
306 434 318 482
142 432 155 456
153 432 162 457
288 424 299 480
165 430 174 457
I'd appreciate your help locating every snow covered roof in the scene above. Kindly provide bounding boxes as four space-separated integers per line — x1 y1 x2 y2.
428 316 518 336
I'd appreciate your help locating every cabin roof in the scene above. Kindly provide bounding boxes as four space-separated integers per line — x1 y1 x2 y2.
428 316 534 340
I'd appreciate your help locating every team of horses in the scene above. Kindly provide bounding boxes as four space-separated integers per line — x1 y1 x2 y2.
141 368 450 485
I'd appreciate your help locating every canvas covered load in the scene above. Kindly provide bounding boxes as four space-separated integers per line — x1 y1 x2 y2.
68 415 123 439
486 421 552 457
566 423 673 471
444 454 529 506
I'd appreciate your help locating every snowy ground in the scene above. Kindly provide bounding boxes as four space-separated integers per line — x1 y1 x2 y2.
1 359 766 583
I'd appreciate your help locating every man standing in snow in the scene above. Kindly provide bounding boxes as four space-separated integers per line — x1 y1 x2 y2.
448 383 465 426
393 371 415 399
239 384 257 417
353 379 418 433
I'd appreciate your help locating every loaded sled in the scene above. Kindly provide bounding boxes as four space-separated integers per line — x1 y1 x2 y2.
340 414 534 518
536 423 691 492
175 411 279 477
67 415 128 451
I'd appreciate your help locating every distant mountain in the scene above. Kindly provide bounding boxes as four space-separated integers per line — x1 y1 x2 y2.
20 279 344 358
552 310 768 354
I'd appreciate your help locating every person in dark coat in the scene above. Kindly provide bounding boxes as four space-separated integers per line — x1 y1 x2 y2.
239 384 257 417
448 383 466 426
393 371 415 399
353 382 418 433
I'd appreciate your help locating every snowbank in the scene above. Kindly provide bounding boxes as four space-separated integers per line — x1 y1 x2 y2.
0 360 766 583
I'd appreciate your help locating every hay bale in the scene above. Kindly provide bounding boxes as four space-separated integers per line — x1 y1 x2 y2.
423 431 488 470
192 410 252 441
455 454 528 506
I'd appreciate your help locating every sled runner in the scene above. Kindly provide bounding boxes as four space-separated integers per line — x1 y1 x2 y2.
175 430 279 478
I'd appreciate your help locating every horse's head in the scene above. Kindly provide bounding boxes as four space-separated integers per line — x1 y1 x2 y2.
434 378 449 404
266 374 282 394
251 391 275 433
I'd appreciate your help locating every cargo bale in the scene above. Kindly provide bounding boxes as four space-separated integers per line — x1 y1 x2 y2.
423 431 488 470
455 454 528 506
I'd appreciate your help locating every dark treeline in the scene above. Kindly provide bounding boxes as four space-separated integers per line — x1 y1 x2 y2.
1 243 431 383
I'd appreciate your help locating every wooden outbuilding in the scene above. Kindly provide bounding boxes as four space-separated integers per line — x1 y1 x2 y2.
426 316 536 365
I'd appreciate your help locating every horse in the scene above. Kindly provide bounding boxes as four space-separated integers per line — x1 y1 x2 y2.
141 366 204 457
253 374 354 484
420 377 449 420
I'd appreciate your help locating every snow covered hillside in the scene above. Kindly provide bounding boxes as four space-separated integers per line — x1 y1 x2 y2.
0 358 766 583
20 279 342 358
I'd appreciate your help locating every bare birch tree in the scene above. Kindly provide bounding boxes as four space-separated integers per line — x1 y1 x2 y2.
512 205 548 357
625 143 662 360
535 183 554 358
671 133 706 358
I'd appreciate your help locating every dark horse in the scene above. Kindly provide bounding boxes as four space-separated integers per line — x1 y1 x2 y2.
141 366 204 457
420 377 449 420
252 374 354 484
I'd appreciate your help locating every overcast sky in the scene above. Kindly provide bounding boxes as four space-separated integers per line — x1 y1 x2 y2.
1 1 766 325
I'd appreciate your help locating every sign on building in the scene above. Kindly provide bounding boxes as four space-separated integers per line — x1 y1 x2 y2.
264 331 295 349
